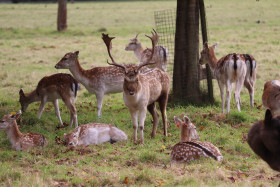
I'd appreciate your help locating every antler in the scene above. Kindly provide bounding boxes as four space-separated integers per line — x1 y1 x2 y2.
134 33 139 39
102 33 126 71
136 29 159 72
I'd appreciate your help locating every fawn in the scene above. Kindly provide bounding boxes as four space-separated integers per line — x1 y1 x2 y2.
262 80 280 117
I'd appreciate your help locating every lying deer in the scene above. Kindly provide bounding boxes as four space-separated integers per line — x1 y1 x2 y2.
247 109 280 171
0 110 48 151
19 73 79 127
55 52 145 118
102 30 170 144
125 33 169 72
199 42 250 113
64 123 127 146
171 116 223 162
262 80 280 117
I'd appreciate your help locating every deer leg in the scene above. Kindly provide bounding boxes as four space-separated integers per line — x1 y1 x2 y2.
53 99 63 126
63 97 78 128
158 93 168 136
147 102 159 138
226 81 232 114
244 79 254 107
38 96 47 119
129 109 138 144
218 81 225 113
139 108 147 144
96 93 104 118
235 78 244 112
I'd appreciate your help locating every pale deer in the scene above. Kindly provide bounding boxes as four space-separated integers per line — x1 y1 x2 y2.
199 42 247 114
64 123 127 146
0 110 48 151
262 80 280 117
125 33 169 72
247 109 280 171
55 52 146 118
102 30 170 144
19 73 79 127
171 116 223 162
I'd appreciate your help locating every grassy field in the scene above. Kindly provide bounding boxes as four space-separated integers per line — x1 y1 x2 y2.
0 0 280 186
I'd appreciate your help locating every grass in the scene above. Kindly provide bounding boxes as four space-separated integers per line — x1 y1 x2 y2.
0 0 280 186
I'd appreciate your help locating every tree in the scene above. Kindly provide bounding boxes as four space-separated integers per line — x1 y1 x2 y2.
57 0 67 31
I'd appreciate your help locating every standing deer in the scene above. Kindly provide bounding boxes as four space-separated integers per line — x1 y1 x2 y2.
0 110 48 151
19 73 79 127
64 123 127 146
55 52 145 118
171 116 223 162
102 30 170 144
262 80 280 117
199 42 248 114
125 33 169 72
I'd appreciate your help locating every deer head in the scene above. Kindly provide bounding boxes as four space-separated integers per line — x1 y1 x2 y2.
55 51 80 69
199 42 218 65
125 33 140 51
64 131 79 146
0 110 21 130
19 89 28 112
102 30 158 96
174 115 200 142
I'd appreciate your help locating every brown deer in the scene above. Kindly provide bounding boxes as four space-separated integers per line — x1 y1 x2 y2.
102 30 170 144
19 73 79 127
0 110 48 151
125 33 169 72
55 52 146 118
64 123 127 146
199 42 248 114
171 116 223 162
262 80 280 117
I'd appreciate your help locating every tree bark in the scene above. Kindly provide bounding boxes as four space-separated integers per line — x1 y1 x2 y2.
173 0 200 102
57 0 67 31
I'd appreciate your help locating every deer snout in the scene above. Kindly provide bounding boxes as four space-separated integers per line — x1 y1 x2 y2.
55 64 59 69
125 46 129 51
129 92 134 96
68 142 73 146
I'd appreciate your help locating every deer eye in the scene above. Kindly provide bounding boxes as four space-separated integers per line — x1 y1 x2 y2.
73 135 76 138
62 57 67 61
0 120 4 123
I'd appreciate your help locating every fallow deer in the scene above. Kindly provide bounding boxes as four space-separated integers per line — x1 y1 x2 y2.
19 73 79 127
0 110 48 151
102 30 170 144
55 52 146 118
64 123 127 146
262 80 280 117
199 42 248 114
171 116 223 162
247 109 280 171
125 33 169 72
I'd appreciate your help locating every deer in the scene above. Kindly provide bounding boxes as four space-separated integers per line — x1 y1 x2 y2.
247 109 280 171
64 123 127 146
19 73 79 127
199 42 248 114
262 80 280 117
55 52 147 118
171 116 223 162
125 33 169 72
102 30 170 144
0 110 48 151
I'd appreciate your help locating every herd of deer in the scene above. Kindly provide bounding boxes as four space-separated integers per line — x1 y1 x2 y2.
0 29 279 169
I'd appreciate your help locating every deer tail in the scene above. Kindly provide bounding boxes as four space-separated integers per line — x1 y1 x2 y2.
233 53 237 70
243 54 253 77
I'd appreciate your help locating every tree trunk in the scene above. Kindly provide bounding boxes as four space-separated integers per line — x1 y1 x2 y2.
57 0 67 31
172 0 200 102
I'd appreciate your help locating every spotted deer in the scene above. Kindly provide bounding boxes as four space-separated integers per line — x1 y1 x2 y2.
55 52 146 118
171 116 223 162
125 32 169 72
102 30 170 144
0 110 47 151
199 42 248 114
19 73 79 127
262 80 280 117
64 123 127 146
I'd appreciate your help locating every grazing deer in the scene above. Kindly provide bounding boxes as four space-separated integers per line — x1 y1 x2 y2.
247 109 280 171
125 33 169 72
262 80 280 117
171 116 223 162
19 73 79 127
55 52 146 118
64 123 127 146
102 30 170 144
199 42 248 114
0 110 47 151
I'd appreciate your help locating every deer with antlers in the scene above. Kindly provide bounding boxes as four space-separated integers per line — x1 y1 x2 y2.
102 30 170 144
125 33 169 72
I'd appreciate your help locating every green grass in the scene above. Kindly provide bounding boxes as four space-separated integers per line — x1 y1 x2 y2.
0 0 280 186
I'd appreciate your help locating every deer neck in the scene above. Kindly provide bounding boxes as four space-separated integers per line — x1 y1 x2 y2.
134 44 144 61
7 121 22 147
207 47 219 71
180 126 191 142
24 90 40 104
68 59 89 85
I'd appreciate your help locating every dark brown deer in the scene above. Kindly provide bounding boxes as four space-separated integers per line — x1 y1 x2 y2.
102 30 170 144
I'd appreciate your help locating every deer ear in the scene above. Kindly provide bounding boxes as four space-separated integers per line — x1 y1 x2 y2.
213 43 218 50
64 133 67 137
74 51 79 57
264 109 273 126
19 89 25 97
11 110 22 119
203 42 208 49
174 116 183 127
